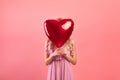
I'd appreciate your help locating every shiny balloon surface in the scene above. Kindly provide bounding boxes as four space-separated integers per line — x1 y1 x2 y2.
44 18 74 48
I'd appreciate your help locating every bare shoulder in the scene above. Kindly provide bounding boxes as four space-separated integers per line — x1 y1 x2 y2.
69 38 75 44
45 39 47 44
44 39 49 45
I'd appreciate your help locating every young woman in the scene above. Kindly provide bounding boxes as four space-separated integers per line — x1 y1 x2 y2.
44 38 77 80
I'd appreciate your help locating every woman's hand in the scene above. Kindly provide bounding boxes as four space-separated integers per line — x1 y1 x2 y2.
57 48 68 56
50 48 60 58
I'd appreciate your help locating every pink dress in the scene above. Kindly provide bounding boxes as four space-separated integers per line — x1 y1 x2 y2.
45 40 73 80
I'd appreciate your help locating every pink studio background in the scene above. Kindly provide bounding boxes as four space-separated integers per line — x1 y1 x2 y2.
0 0 120 80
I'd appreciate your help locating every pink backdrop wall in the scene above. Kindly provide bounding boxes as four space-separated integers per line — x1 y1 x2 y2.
0 0 120 80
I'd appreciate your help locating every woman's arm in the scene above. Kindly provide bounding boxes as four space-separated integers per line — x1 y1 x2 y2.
44 54 54 65
60 39 77 65
44 40 59 65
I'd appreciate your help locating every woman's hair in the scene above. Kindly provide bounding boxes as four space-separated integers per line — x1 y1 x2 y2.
56 18 63 21
47 38 73 51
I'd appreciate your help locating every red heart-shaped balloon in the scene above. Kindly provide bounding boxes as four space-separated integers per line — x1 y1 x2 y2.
44 18 74 48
